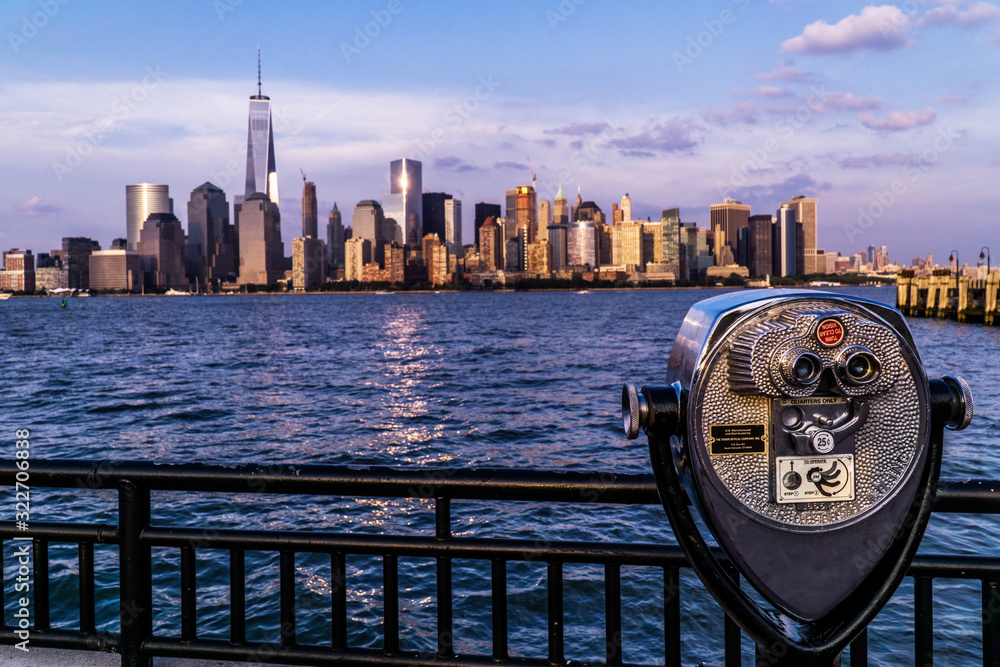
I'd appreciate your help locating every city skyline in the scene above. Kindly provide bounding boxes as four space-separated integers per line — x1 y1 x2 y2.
3 1 1000 263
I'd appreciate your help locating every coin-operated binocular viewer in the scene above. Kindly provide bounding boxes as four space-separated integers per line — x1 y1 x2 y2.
622 291 973 666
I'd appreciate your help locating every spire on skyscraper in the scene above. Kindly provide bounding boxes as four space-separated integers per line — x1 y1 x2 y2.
556 183 564 200
257 46 262 97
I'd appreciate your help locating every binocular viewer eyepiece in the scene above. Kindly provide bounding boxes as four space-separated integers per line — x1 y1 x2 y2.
622 290 972 664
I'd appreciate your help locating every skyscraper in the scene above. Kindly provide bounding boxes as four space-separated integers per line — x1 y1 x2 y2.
292 237 325 292
538 199 552 244
515 186 537 242
747 214 774 277
553 184 569 224
479 217 503 272
422 192 451 242
444 198 462 253
710 198 750 266
245 50 278 205
660 208 680 276
126 184 171 251
781 195 818 273
187 182 235 284
352 200 386 264
620 193 632 223
326 203 344 276
775 205 798 277
384 158 422 246
474 203 501 250
302 180 318 238
137 212 187 290
237 193 284 285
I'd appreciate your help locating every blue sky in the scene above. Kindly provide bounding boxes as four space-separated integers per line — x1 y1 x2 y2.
2 0 1000 265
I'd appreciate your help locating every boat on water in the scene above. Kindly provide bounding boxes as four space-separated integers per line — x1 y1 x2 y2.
165 288 191 296
375 290 393 295
576 290 590 294
0 293 11 300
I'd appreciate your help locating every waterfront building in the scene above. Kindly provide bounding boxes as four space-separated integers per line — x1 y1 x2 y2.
60 237 100 289
775 205 799 277
597 223 612 267
422 192 451 242
344 237 371 282
444 198 462 253
474 202 501 251
659 208 681 277
326 203 344 277
747 214 774 277
479 217 503 272
352 200 386 264
642 221 663 269
515 186 538 243
126 184 171 251
547 223 568 271
384 158 422 246
245 53 278 206
292 236 325 292
237 193 284 286
424 234 449 286
781 195 818 273
504 237 522 272
527 240 552 274
0 249 35 292
679 223 714 281
138 213 187 290
90 249 143 292
710 198 750 267
187 182 235 285
384 243 405 284
611 222 643 271
36 265 69 291
567 220 596 269
302 180 318 239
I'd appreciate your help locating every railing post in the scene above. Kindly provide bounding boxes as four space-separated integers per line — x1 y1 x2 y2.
118 481 152 667
915 575 933 667
983 579 1000 667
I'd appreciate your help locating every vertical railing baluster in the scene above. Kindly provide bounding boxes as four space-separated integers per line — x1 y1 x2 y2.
279 550 295 648
605 563 622 666
492 559 508 661
436 497 453 658
118 481 152 667
851 627 868 667
230 549 246 645
723 563 740 667
665 566 681 667
79 542 95 635
32 538 49 631
548 561 564 665
915 575 933 667
332 552 347 651
383 554 399 656
180 546 196 642
985 579 1000 667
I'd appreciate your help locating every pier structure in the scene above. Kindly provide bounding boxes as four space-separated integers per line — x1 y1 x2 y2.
897 269 1000 323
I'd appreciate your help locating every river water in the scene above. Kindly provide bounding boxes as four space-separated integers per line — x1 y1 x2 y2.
1 286 996 665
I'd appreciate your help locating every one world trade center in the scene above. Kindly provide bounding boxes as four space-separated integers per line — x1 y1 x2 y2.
245 49 278 205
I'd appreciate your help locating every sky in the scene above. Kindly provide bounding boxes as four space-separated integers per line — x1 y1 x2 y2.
2 0 1000 265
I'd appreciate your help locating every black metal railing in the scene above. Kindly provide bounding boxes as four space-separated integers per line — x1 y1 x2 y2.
0 460 999 666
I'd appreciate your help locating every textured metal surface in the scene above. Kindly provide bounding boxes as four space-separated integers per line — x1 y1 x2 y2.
943 374 974 431
691 299 928 528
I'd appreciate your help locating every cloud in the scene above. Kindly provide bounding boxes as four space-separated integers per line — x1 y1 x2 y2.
611 118 701 156
17 196 62 217
857 107 936 131
818 90 884 112
753 86 793 98
543 122 610 136
919 1 1000 28
703 100 758 126
838 153 923 168
937 94 968 105
755 61 814 83
434 156 482 173
492 161 523 171
721 173 832 207
782 6 912 54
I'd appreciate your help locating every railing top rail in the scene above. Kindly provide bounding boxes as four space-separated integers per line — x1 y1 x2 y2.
0 459 997 512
